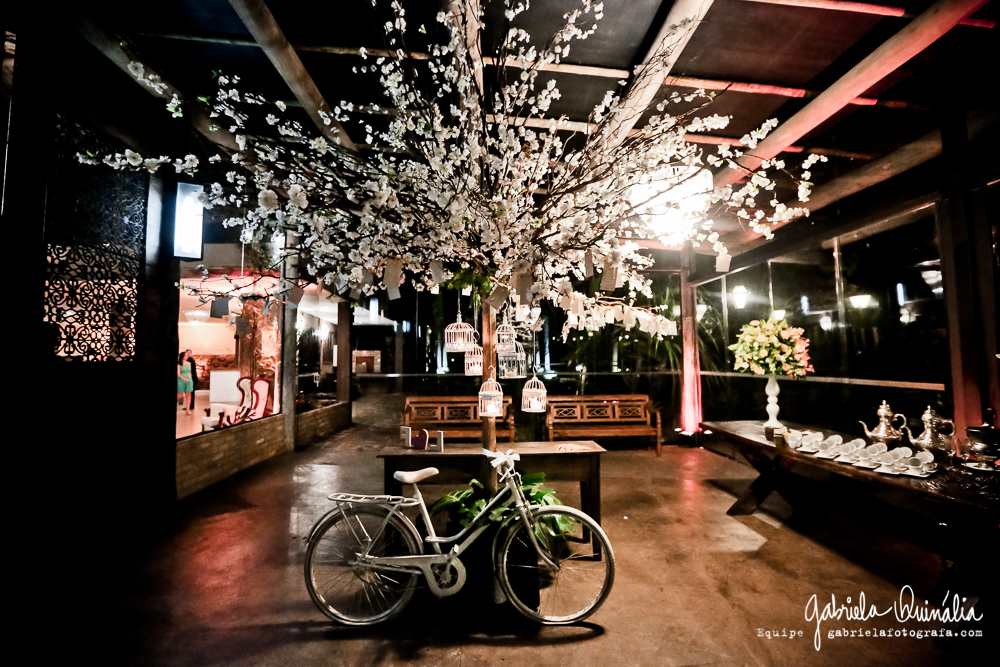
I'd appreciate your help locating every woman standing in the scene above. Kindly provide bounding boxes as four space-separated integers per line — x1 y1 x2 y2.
177 350 195 414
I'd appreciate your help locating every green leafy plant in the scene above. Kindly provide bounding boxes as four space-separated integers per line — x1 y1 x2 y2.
428 474 572 542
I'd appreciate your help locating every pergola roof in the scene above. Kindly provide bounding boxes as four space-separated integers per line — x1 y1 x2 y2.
33 0 1000 258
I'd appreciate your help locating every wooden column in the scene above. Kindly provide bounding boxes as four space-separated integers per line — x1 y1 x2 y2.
680 243 702 432
280 234 298 452
337 300 352 407
481 299 497 451
936 107 993 434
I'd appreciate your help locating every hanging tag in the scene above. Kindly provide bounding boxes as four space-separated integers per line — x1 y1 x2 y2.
600 261 617 291
334 274 349 293
430 285 440 295
431 260 448 284
572 298 583 316
235 316 251 335
604 307 615 323
286 284 304 307
210 297 230 319
362 270 375 286
716 253 732 272
515 304 529 321
623 308 636 329
485 285 509 310
666 319 678 336
461 286 472 296
349 288 361 300
615 268 624 289
584 250 594 278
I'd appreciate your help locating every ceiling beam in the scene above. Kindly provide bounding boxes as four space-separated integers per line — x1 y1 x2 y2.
227 0 355 150
138 32 927 110
713 0 989 190
73 13 240 152
489 114 875 159
606 0 715 145
741 0 995 28
722 105 996 254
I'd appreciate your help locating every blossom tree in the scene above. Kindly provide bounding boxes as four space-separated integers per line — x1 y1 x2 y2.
84 0 820 346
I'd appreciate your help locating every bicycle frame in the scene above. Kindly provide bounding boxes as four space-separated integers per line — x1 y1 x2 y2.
353 461 558 598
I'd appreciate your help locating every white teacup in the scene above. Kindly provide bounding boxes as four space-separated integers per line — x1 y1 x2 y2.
866 445 881 458
826 435 844 447
922 461 938 473
786 431 803 447
847 439 866 449
897 447 912 458
907 457 923 472
871 443 887 455
818 441 834 452
890 449 905 461
916 451 934 464
857 449 871 463
880 452 895 467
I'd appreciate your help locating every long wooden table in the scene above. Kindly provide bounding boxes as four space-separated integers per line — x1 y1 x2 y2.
378 440 605 525
702 420 1000 519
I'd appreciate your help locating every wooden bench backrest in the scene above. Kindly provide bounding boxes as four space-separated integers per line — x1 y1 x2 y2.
546 395 651 425
405 396 514 424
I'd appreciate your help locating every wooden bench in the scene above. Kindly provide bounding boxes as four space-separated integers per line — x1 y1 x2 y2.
546 394 663 456
403 396 516 443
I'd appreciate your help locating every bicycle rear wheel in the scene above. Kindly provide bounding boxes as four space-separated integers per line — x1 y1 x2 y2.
305 505 420 625
495 505 614 624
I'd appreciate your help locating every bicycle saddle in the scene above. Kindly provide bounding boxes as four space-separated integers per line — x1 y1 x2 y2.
393 467 439 484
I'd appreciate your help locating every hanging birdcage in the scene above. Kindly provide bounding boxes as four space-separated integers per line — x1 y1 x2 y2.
479 368 504 418
464 343 483 376
444 313 476 352
495 314 516 353
521 374 548 413
498 340 527 379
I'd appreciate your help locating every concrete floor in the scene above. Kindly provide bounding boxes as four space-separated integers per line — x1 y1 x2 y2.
108 394 989 666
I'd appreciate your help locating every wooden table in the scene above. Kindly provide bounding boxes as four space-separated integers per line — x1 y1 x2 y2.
378 440 606 525
702 420 1000 519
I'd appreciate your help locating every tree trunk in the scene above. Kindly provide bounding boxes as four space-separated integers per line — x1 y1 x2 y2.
481 299 497 451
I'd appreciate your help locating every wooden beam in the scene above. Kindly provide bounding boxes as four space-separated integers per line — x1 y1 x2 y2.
713 0 989 189
741 0 995 28
227 0 355 150
139 32 927 110
489 114 876 159
73 14 240 152
722 105 995 253
607 0 715 146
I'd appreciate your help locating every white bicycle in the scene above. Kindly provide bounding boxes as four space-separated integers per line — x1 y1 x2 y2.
304 449 615 625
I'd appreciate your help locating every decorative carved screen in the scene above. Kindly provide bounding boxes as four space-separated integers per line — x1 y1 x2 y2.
42 118 147 361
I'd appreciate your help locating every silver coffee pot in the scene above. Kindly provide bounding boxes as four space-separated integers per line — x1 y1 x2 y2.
859 400 906 446
903 406 955 455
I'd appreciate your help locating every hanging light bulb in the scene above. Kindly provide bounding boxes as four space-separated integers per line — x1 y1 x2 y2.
521 373 547 413
479 367 504 418
732 285 748 309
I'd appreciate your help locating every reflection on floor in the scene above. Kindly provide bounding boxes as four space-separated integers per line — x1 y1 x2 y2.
176 389 211 439
115 394 986 666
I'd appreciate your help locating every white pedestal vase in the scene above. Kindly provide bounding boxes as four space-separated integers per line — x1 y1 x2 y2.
763 376 783 428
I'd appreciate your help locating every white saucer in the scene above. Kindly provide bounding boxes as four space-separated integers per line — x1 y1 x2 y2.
874 466 901 475
834 455 857 463
902 469 930 478
799 447 819 454
962 462 997 472
853 461 878 468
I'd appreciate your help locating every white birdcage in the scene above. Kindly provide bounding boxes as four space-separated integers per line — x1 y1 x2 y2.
521 374 548 413
495 314 516 353
498 340 527 379
478 368 504 418
464 343 483 376
444 313 476 352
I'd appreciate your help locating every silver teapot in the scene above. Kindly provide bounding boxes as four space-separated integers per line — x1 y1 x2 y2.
859 400 907 446
903 406 955 456
966 409 999 471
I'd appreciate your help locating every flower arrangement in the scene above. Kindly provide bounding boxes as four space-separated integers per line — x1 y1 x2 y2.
730 318 814 376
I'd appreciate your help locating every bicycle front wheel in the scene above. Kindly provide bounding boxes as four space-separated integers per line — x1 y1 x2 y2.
305 505 420 625
496 505 615 624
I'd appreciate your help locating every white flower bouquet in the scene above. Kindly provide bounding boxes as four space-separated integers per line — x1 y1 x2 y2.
730 318 814 376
